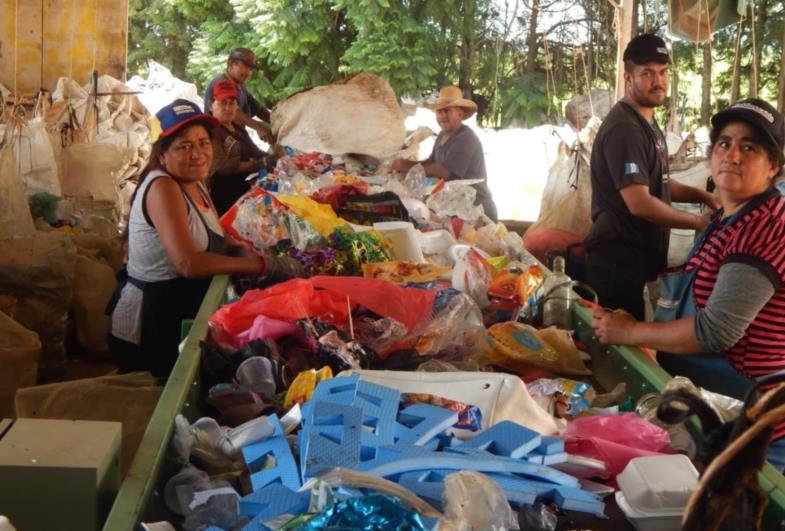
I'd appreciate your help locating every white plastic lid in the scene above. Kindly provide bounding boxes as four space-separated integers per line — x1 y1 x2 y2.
617 454 699 514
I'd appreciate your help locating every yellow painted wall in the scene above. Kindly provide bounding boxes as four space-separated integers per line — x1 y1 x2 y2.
0 0 128 95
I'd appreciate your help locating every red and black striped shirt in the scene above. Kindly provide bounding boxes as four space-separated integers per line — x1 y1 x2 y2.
688 190 785 437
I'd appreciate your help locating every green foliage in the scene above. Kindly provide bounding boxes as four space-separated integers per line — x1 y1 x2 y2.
496 73 552 127
127 0 785 130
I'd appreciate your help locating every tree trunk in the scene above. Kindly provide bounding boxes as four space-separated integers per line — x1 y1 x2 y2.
730 20 743 104
458 0 476 93
779 26 785 113
526 0 540 73
751 0 769 97
700 42 712 126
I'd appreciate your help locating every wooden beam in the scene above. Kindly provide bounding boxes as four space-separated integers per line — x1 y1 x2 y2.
614 0 635 102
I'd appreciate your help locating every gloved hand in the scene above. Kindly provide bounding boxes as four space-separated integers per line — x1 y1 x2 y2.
262 255 308 280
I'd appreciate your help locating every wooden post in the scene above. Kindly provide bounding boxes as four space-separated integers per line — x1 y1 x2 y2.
612 0 635 102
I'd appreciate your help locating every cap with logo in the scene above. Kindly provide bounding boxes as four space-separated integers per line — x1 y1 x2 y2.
153 99 219 141
711 98 785 152
213 79 239 102
623 33 670 65
228 47 260 70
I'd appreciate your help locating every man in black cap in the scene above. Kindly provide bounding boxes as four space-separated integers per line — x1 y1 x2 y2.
584 33 721 319
205 48 274 143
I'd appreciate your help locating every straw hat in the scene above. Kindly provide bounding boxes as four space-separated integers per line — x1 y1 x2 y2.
424 85 477 119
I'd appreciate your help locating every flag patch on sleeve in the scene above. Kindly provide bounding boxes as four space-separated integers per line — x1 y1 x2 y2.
624 162 640 175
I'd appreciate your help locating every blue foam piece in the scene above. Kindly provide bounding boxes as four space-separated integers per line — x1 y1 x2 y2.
395 404 459 446
525 452 568 465
422 437 440 451
434 432 458 450
444 447 579 487
353 380 400 447
457 420 541 458
310 375 360 405
538 436 565 455
421 516 440 530
355 444 575 484
242 436 301 492
239 483 310 519
548 485 605 516
300 401 363 479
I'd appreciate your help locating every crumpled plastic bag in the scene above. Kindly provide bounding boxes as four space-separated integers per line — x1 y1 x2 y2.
452 247 495 309
426 183 484 221
210 276 436 337
439 471 519 531
563 413 672 478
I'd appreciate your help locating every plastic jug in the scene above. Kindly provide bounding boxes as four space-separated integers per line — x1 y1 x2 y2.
542 256 574 330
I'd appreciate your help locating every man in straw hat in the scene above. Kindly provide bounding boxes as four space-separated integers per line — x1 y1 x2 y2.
585 33 719 320
205 47 274 144
392 85 497 221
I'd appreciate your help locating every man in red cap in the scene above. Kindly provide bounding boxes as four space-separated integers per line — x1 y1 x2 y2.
205 47 274 143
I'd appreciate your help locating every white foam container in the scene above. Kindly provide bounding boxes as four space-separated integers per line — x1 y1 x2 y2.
616 454 699 531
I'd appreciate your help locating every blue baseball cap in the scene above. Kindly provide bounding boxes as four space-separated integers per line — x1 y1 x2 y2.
153 99 219 141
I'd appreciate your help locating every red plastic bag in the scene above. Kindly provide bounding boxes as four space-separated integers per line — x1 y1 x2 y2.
563 413 672 479
310 276 435 331
210 277 436 338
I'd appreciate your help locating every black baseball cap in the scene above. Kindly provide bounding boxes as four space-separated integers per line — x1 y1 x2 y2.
623 34 670 65
711 98 785 153
228 47 260 69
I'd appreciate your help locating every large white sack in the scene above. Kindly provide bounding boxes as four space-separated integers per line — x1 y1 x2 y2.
0 143 36 238
272 73 406 159
8 118 61 197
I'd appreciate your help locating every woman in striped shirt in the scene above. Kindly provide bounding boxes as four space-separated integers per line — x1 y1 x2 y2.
591 98 785 470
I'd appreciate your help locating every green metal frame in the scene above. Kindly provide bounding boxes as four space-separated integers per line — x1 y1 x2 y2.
102 275 785 529
102 275 231 531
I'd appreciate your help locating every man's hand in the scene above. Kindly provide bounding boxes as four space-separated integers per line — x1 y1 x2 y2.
252 122 274 144
591 307 638 345
391 158 415 173
704 192 722 211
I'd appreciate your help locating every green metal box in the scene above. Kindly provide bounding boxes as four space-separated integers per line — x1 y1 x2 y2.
0 418 121 531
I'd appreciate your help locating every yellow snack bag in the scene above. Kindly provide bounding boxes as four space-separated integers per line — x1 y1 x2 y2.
283 365 334 408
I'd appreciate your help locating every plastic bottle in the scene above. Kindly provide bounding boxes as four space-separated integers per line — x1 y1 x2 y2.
542 256 574 330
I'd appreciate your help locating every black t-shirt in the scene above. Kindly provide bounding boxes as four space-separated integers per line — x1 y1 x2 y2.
585 100 671 278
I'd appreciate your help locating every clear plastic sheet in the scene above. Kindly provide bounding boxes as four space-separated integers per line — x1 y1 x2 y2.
439 471 519 531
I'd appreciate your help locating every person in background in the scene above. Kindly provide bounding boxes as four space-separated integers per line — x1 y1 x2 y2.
205 47 274 143
208 78 269 215
391 85 498 221
107 99 304 378
592 98 785 470
585 33 720 320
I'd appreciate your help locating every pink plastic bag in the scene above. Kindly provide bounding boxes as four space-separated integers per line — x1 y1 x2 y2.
234 315 302 346
563 413 672 478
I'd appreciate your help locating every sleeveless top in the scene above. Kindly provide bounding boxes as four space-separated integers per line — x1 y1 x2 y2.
111 170 224 343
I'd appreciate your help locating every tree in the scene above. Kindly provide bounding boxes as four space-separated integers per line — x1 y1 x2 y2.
700 42 711 126
126 0 784 132
127 0 233 79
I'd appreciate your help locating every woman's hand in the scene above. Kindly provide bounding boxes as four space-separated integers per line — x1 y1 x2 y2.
591 307 638 345
262 255 308 280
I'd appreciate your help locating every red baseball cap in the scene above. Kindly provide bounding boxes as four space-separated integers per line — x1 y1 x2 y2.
213 79 239 102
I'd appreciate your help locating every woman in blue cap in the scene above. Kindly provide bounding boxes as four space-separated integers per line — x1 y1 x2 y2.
107 99 304 378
